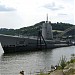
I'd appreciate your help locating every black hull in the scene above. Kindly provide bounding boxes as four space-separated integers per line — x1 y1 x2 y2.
2 44 69 53
3 46 38 53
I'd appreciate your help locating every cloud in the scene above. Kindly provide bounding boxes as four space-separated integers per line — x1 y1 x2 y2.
58 13 67 16
0 5 15 11
43 2 64 11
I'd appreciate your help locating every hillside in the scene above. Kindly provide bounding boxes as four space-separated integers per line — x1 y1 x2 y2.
0 21 74 36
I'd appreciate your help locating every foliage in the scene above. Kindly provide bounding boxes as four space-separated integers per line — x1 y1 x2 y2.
36 54 75 75
59 56 67 69
0 21 74 36
64 68 75 75
70 54 75 63
52 22 73 31
36 72 49 75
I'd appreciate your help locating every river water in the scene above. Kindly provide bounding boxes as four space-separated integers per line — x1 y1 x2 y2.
0 46 75 75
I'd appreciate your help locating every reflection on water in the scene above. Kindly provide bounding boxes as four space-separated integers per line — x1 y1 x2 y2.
0 46 75 75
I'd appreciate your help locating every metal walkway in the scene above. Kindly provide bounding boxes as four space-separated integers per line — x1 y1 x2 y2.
56 25 75 38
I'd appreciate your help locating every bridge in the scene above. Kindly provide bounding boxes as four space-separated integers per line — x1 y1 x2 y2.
56 25 75 38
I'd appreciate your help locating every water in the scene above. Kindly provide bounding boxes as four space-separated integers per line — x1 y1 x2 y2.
0 46 75 75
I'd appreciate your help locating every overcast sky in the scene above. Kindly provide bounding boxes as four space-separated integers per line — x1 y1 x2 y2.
0 0 74 29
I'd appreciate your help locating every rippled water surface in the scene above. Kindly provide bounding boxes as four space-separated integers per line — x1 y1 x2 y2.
0 46 75 75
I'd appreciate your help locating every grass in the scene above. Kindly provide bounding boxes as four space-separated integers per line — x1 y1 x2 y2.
59 56 67 69
64 68 75 75
36 71 49 75
36 54 75 75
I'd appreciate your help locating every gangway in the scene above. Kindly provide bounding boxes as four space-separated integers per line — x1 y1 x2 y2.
56 25 75 38
37 31 47 49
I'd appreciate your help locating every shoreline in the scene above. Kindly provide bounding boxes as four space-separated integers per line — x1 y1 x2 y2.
37 54 75 75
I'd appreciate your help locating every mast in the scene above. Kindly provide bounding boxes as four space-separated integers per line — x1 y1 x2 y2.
46 14 48 23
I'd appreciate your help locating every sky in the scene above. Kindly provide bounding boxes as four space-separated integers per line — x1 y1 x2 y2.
0 0 74 29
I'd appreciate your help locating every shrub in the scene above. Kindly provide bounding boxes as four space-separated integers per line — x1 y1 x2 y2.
70 54 75 63
59 56 67 69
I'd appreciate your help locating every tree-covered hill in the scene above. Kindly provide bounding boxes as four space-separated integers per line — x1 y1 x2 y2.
0 21 74 36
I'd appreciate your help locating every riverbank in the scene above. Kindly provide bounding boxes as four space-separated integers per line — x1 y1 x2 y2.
37 64 75 75
37 54 75 75
37 66 75 75
49 63 75 75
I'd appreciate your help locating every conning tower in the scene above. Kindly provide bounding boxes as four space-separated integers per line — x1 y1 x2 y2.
42 14 53 40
